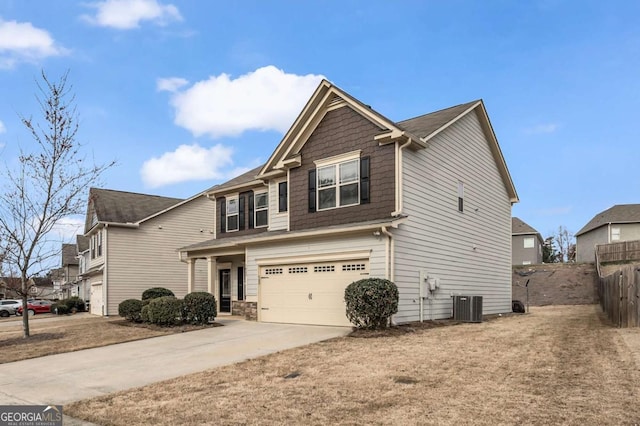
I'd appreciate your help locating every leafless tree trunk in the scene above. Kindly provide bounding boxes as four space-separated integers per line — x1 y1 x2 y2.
553 226 575 263
0 70 114 337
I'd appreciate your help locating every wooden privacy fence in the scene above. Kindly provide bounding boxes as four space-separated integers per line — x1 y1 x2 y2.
599 265 640 327
596 240 640 263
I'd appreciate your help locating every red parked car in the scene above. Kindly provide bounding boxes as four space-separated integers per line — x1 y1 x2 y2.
17 300 53 316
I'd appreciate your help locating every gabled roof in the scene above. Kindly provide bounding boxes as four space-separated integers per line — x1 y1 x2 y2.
85 188 183 233
396 100 480 139
210 165 265 196
512 217 542 240
576 204 640 236
76 235 89 252
62 244 78 266
256 79 518 203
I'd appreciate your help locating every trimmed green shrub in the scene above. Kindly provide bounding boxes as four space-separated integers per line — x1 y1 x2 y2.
52 303 69 315
140 304 150 323
65 296 86 312
183 292 217 325
344 278 399 329
141 287 175 304
145 296 184 326
118 299 143 322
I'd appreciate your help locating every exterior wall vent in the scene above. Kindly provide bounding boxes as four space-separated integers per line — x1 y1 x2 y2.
452 295 483 322
328 95 344 107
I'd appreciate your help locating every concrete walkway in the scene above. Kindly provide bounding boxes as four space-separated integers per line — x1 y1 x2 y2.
0 318 350 406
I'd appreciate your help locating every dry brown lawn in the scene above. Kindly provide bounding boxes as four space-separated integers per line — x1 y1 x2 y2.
0 314 214 364
65 305 640 425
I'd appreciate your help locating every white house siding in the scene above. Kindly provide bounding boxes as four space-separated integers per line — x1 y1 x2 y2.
394 110 513 323
576 226 609 263
104 196 213 315
245 232 387 302
268 177 288 231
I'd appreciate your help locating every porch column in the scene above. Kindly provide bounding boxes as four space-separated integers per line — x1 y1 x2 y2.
207 257 217 295
187 258 196 294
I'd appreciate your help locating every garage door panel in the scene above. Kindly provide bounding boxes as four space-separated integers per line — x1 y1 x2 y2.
259 259 369 327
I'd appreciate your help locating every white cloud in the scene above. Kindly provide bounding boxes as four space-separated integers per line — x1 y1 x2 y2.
51 215 85 241
141 143 234 187
82 0 182 29
0 120 5 133
162 66 324 138
156 77 188 93
0 18 66 68
525 123 559 135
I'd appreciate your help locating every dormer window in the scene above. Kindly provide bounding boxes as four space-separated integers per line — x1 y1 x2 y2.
227 197 239 232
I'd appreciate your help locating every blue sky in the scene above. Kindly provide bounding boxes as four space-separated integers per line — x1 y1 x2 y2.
1 0 639 244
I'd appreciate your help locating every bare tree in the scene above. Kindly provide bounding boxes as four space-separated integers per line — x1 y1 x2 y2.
0 71 114 337
553 226 575 263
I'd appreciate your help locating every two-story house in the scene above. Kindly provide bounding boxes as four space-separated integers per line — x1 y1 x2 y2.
179 80 518 326
576 204 640 263
82 188 213 316
511 217 544 265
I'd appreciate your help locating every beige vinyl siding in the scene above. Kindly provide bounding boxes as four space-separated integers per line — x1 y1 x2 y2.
245 232 386 302
268 177 288 231
576 225 612 263
104 195 213 315
88 231 105 270
394 110 513 323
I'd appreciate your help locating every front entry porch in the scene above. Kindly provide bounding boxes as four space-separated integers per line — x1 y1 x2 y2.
185 252 257 320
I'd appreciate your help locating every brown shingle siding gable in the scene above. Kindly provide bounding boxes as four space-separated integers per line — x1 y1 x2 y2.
289 106 395 231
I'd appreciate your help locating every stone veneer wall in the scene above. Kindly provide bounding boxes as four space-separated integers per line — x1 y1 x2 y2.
231 301 257 320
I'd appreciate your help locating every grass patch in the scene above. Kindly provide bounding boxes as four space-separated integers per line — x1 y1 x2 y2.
65 305 640 425
0 314 221 364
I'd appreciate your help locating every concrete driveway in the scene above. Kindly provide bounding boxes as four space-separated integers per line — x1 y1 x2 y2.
0 318 350 406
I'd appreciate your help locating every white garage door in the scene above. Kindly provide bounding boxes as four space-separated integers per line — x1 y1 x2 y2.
90 283 103 315
259 259 369 326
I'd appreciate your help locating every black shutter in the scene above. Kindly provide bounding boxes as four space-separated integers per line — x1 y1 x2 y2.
308 169 316 212
278 182 288 212
220 198 226 233
360 156 370 204
238 194 246 230
237 267 244 301
248 190 255 229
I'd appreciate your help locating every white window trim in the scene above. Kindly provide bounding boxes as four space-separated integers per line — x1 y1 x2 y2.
523 237 535 249
254 191 269 228
316 158 360 212
314 150 361 168
226 196 239 232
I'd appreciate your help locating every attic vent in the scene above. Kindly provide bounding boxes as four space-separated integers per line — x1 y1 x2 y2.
328 95 344 107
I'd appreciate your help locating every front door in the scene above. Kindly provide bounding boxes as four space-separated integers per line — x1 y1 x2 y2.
219 269 231 313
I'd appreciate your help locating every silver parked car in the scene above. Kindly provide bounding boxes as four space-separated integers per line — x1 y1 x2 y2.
0 300 21 316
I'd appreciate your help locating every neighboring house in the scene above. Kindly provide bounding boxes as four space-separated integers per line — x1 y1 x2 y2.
576 204 640 263
50 268 65 299
76 235 90 303
82 188 213 316
0 276 57 299
179 80 518 326
61 243 79 298
512 217 543 265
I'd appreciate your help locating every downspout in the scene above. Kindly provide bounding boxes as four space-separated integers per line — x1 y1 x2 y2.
103 224 109 317
391 137 413 216
380 226 394 282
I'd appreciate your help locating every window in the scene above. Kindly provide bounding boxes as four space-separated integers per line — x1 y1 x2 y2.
318 159 359 210
97 231 102 257
458 181 464 212
278 181 288 213
254 192 268 228
90 235 95 259
611 227 620 241
227 197 239 232
523 237 535 249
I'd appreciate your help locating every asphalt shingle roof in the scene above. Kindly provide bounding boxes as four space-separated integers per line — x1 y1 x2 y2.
86 188 183 232
62 244 78 266
512 217 539 235
76 235 89 252
211 165 264 193
396 100 480 139
576 204 640 236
